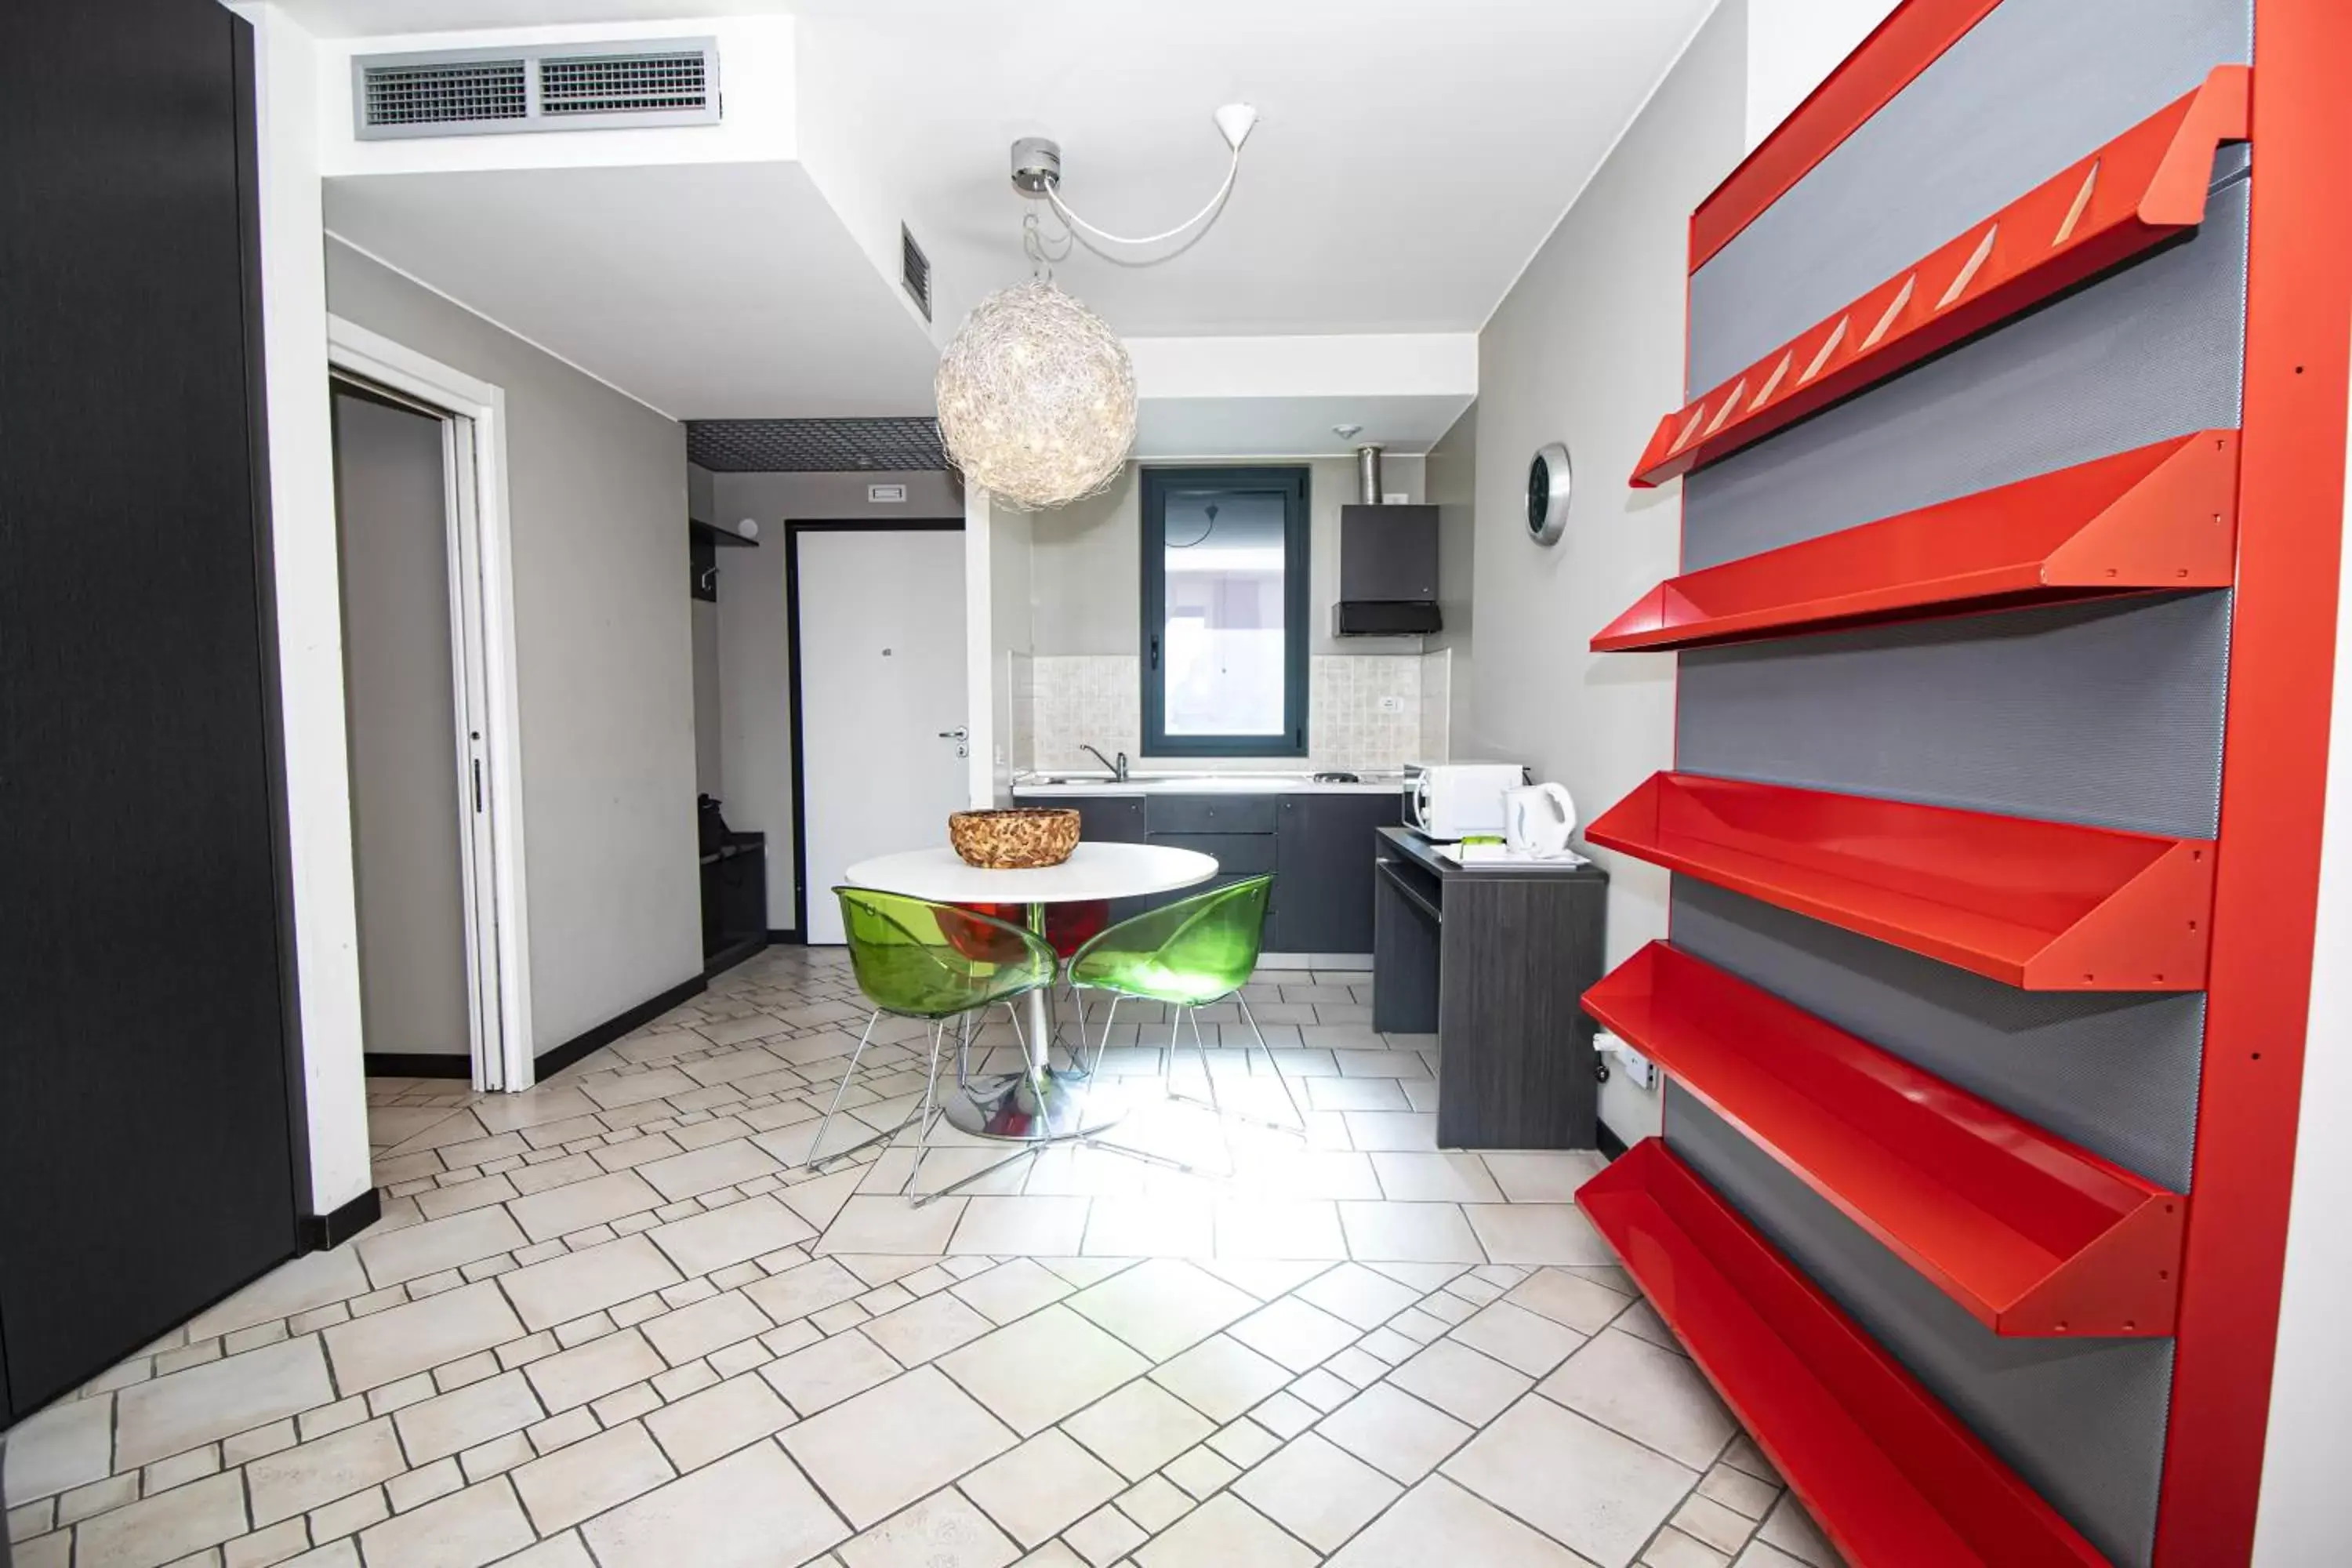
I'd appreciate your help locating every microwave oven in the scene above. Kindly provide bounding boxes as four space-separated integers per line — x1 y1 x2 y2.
1403 762 1530 839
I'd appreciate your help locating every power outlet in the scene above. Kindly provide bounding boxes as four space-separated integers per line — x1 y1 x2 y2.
1377 695 1405 713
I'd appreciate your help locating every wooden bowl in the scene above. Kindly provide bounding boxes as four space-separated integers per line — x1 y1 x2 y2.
949 808 1080 869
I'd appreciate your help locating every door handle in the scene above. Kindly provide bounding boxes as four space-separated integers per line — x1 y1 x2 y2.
938 727 969 741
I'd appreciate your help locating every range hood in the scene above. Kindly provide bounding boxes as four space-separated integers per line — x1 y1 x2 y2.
1332 444 1442 637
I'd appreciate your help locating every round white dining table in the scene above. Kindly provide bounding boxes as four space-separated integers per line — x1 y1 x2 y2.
842 841 1218 1142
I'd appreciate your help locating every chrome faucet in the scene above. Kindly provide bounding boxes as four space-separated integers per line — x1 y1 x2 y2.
1078 744 1130 782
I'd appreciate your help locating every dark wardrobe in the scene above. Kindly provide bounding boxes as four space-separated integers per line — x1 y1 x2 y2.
1 0 307 1423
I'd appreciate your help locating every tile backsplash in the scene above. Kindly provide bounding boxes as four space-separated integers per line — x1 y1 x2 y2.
1026 654 1441 773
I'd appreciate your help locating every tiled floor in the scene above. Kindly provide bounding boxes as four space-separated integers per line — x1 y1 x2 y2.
2 948 1842 1568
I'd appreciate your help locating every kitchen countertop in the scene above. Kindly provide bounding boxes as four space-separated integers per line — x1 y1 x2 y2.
1012 770 1404 797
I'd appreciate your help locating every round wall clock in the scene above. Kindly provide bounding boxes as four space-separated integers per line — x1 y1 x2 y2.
1527 441 1572 546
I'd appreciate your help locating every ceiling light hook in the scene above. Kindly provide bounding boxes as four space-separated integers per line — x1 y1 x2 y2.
1007 104 1258 261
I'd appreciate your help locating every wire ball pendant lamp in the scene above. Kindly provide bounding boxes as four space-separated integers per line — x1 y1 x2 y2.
935 104 1259 510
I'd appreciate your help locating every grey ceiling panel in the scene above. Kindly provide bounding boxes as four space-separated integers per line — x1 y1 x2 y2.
687 418 947 474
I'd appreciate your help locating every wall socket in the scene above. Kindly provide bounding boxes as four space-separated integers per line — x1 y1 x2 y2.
1377 695 1405 713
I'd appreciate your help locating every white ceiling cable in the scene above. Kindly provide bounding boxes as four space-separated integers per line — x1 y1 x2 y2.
1038 103 1259 257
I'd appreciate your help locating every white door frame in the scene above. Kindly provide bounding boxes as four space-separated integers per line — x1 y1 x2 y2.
327 314 535 1092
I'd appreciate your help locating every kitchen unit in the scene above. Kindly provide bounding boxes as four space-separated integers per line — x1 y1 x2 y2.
1011 775 1401 955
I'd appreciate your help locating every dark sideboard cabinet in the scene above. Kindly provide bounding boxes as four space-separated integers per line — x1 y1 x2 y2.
1372 826 1609 1149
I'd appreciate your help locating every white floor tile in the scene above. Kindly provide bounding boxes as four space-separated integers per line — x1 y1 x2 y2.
1065 1260 1258 1361
1442 1396 1697 1568
779 1367 1016 1529
1338 1201 1484 1264
1061 1381 1215 1481
1315 1383 1473 1484
1324 1474 1590 1568
840 1486 1019 1568
960 1429 1127 1548
115 1338 335 1468
1538 1328 1736 1470
581 1442 849 1568
1385 1338 1534 1426
1147 1334 1295 1425
1230 1431 1401 1552
1131 1494 1316 1568
935 1307 1151 1436
1461 1203 1616 1266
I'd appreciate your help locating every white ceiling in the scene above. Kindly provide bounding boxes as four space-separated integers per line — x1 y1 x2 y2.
324 162 942 419
793 0 1718 338
299 1 1717 424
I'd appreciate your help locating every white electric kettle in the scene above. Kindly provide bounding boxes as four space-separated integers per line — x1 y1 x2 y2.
1504 782 1577 855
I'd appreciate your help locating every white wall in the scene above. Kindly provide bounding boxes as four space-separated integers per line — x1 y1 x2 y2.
1424 402 1476 757
229 1 371 1217
2249 353 2352 1564
332 390 471 1061
327 238 702 1054
703 470 967 927
989 503 1035 804
1028 456 1429 661
1744 0 1904 151
1460 2 1748 1145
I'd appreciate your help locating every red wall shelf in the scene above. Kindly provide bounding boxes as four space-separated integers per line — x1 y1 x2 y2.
1594 431 2238 652
1584 942 2184 1336
1577 1139 2112 1566
1583 772 2214 990
1631 65 2250 488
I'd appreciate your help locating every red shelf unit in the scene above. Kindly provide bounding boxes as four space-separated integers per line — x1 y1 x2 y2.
1584 942 2184 1336
1595 431 2238 651
1577 1139 2111 1566
1630 65 2250 488
1583 772 2213 990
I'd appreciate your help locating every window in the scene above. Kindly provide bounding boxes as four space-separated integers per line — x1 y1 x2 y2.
1141 466 1310 757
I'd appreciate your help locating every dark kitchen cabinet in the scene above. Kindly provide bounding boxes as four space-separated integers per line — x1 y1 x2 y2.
1070 793 1149 923
1274 793 1403 953
1338 503 1440 602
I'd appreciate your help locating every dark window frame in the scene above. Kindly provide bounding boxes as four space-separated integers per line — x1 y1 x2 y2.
1139 465 1312 758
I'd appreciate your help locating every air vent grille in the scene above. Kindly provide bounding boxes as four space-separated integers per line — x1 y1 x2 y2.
540 50 708 116
362 59 528 128
354 38 720 140
901 224 932 321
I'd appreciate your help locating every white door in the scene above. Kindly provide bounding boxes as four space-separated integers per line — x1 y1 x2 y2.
796 527 969 944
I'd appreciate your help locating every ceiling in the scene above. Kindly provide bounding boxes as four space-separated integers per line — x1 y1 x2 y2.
325 162 943 419
793 0 1719 338
302 1 1717 426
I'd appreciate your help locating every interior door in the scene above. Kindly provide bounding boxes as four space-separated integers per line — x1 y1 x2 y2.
794 526 968 944
0 0 299 1420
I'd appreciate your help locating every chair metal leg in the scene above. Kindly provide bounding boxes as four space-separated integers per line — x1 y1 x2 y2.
1187 1006 1223 1117
905 1018 948 1192
804 1007 883 1171
1236 991 1308 1135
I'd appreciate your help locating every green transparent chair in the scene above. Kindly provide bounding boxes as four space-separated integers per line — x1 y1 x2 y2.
813 887 1058 1183
1064 874 1304 1133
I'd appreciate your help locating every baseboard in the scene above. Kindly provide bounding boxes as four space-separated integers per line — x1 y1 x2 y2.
362 1051 473 1080
300 1187 382 1252
766 927 803 945
534 971 708 1079
703 932 768 980
1596 1122 1630 1160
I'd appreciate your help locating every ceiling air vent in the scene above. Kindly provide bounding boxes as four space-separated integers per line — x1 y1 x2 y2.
354 38 720 140
901 224 932 322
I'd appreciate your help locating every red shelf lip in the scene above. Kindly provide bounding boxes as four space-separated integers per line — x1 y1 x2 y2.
1577 1140 2112 1567
1632 64 2251 488
1595 431 2239 652
1583 943 2184 1337
1582 772 2215 991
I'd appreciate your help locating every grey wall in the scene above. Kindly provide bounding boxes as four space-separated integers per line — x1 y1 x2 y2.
1661 2 2251 1560
1027 455 1428 662
1423 403 1477 755
704 469 965 928
332 390 470 1060
989 501 1033 802
327 239 702 1053
1462 0 1748 1014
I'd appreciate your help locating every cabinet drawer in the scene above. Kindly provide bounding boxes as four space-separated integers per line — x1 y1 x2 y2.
1147 793 1278 835
1147 832 1277 874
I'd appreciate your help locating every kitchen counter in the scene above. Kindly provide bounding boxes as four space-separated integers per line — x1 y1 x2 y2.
1013 771 1402 797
